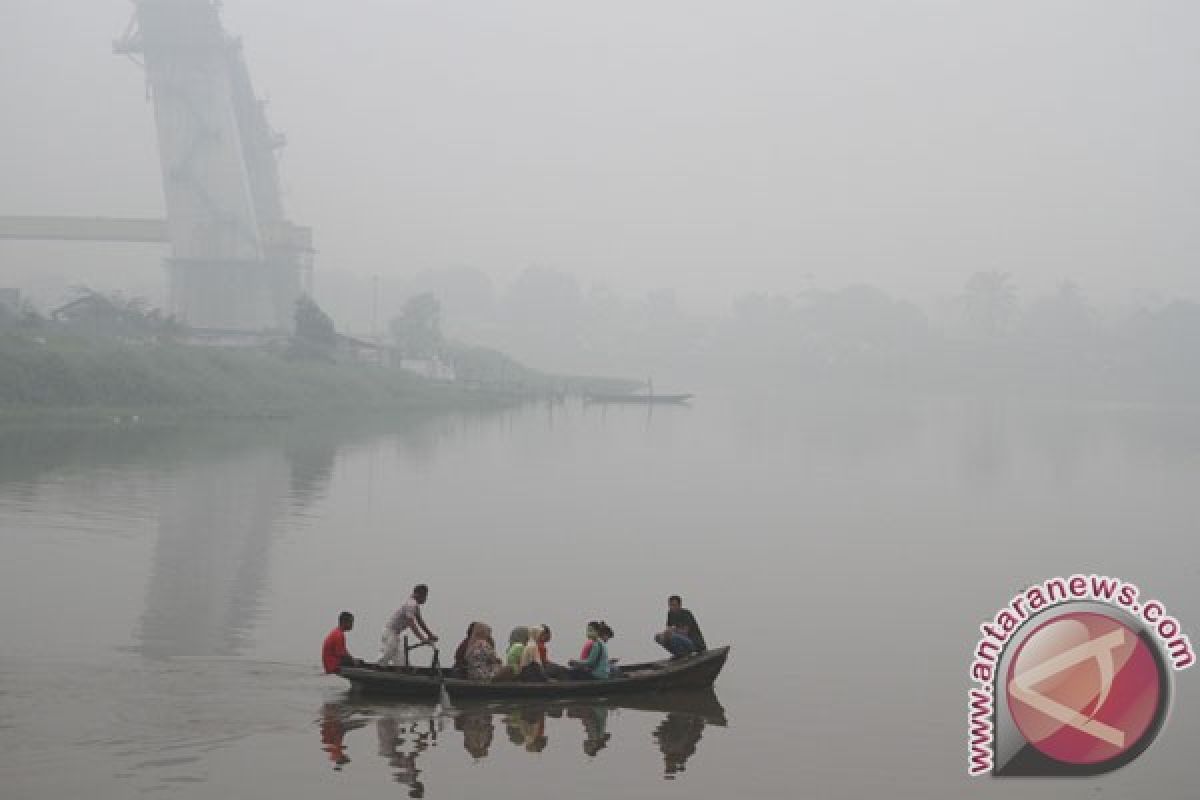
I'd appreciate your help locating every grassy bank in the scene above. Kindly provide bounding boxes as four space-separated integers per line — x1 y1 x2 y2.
443 341 638 395
0 333 620 421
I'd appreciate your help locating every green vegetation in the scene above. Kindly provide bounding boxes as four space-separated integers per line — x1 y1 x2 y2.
0 287 638 421
443 341 632 395
391 292 443 359
0 331 637 421
293 294 338 351
0 333 484 419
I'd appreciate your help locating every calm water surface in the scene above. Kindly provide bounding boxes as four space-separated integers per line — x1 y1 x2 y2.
1 390 1198 798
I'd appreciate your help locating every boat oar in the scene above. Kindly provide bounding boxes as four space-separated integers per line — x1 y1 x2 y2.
404 638 452 711
431 647 453 712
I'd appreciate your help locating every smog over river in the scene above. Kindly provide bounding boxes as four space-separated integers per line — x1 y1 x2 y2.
2 2 1198 799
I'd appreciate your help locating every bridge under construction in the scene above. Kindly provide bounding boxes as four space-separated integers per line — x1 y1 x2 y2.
0 0 312 332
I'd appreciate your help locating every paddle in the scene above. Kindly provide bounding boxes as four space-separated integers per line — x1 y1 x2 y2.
430 647 453 712
404 637 452 709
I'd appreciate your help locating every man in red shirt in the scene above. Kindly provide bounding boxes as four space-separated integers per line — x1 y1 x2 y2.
322 611 360 674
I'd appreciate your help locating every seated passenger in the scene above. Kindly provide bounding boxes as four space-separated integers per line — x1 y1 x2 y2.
577 620 599 663
490 625 528 681
321 611 363 674
567 621 613 680
465 623 501 681
453 622 478 678
654 594 706 657
598 621 619 677
518 625 548 681
537 624 569 679
505 626 529 669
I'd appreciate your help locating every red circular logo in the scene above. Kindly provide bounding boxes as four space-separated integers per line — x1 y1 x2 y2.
1006 611 1163 765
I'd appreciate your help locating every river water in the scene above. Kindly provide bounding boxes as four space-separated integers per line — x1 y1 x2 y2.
1 390 1197 798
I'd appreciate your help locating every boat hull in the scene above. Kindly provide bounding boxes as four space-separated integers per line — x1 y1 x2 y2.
339 646 729 699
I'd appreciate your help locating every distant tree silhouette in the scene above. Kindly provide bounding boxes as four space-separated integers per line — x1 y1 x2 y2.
50 287 179 340
1022 280 1095 346
0 295 43 331
294 294 337 346
390 293 443 359
505 267 584 333
963 271 1017 339
800 285 929 348
403 267 496 322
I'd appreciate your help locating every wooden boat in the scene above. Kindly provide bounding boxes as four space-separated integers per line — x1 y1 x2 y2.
339 646 729 699
583 392 693 404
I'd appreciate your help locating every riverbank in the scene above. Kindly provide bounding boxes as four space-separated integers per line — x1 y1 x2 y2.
0 333 632 422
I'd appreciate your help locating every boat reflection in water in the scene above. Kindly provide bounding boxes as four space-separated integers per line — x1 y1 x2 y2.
654 708 709 779
376 714 438 798
318 702 368 770
317 690 726 790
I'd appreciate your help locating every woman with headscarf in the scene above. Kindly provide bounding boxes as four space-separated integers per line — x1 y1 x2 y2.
453 622 477 678
518 625 548 681
504 626 529 669
465 622 501 681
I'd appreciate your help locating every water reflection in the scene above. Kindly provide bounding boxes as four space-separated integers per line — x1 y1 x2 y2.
285 435 338 506
7 397 1198 800
455 707 494 759
567 705 610 756
138 448 290 658
319 701 368 770
377 714 438 797
654 709 708 778
123 414 500 659
320 691 726 788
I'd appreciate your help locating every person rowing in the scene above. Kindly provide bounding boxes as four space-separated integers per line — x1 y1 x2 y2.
379 583 438 666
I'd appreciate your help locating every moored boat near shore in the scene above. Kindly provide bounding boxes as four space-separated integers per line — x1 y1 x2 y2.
583 392 694 405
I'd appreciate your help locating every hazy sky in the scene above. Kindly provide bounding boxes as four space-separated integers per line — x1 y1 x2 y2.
2 0 1198 310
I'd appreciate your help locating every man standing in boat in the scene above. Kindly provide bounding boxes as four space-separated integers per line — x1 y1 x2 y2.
380 584 439 665
654 595 706 657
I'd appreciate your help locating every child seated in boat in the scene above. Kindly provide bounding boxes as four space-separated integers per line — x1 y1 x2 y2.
568 621 614 680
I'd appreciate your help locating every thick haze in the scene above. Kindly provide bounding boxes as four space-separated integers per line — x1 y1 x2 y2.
3 9 1200 796
3 0 1199 313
